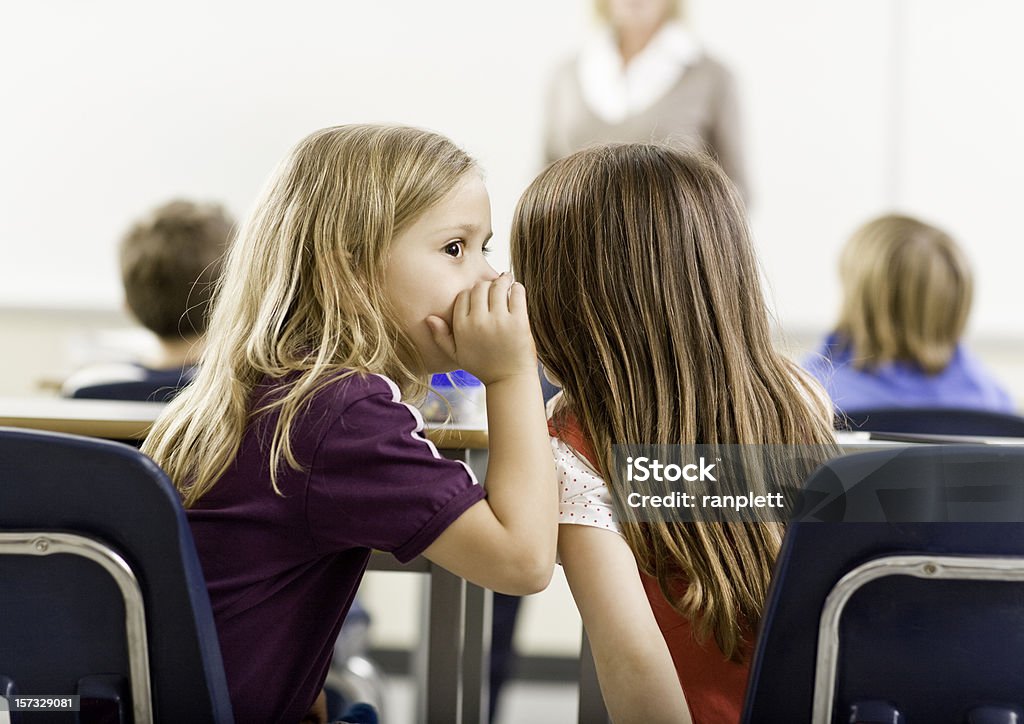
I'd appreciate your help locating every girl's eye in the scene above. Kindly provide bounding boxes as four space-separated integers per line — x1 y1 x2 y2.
443 240 465 258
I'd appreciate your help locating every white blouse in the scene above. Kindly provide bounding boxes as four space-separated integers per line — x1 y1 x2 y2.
552 435 622 536
577 20 701 125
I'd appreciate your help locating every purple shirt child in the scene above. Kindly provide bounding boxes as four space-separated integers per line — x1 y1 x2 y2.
188 372 484 722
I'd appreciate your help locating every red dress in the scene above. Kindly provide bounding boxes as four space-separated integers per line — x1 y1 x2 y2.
550 412 750 724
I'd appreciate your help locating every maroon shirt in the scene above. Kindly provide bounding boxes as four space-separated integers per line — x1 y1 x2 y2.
188 372 485 722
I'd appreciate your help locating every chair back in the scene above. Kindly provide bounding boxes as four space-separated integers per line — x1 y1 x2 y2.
743 445 1024 724
840 407 1024 437
69 380 185 403
0 427 233 723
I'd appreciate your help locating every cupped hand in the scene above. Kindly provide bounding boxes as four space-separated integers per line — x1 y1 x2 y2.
424 273 537 386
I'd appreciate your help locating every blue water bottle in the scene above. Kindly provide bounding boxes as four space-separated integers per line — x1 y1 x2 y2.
421 370 486 427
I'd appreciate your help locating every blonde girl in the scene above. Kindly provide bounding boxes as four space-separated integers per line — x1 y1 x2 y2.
510 144 835 723
143 125 557 723
804 213 1014 415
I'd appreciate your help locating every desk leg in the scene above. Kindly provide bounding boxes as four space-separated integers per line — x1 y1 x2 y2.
414 447 489 724
419 557 466 724
461 582 492 724
578 630 610 724
461 447 492 723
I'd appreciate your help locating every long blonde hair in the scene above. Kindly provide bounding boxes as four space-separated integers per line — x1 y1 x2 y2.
510 144 836 660
143 125 477 507
836 213 972 374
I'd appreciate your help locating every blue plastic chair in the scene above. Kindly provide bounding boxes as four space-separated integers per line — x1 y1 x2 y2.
742 445 1024 723
0 427 233 723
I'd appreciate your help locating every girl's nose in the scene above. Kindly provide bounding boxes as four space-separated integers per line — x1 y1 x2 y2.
480 260 500 282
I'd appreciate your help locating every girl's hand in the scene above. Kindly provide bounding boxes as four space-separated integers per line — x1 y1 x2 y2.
425 273 536 385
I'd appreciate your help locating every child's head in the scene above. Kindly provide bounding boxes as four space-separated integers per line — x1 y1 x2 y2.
147 124 491 506
511 143 835 659
836 213 972 374
512 143 775 440
120 199 233 342
209 124 489 390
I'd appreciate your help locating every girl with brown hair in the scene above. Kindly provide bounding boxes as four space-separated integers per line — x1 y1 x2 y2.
511 143 835 722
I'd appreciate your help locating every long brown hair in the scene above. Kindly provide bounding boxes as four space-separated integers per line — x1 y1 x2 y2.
511 144 836 660
143 125 477 507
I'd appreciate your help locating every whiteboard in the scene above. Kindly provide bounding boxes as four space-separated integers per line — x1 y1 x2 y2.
2 0 1021 338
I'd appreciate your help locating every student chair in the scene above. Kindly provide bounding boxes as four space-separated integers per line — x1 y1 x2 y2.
0 427 233 723
68 379 186 403
839 407 1024 437
64 364 197 404
742 445 1024 724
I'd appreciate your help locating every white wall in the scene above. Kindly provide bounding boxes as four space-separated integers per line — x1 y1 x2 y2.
896 0 1024 339
0 0 589 307
3 0 1023 340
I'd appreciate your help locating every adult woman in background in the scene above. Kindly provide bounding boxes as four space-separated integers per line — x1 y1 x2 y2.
543 0 747 200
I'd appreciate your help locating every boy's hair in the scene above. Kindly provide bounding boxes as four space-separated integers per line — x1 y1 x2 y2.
120 200 234 340
511 143 836 661
144 125 477 507
836 213 972 374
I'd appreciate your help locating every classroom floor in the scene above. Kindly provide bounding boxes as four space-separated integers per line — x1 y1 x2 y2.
381 675 578 724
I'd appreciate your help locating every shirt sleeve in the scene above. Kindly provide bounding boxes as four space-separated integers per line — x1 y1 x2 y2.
552 436 621 536
306 378 486 563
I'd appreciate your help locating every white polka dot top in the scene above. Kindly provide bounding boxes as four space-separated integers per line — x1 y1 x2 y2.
551 435 622 536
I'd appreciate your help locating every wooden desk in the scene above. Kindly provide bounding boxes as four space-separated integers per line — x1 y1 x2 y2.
0 396 492 724
836 429 1024 447
0 396 488 449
